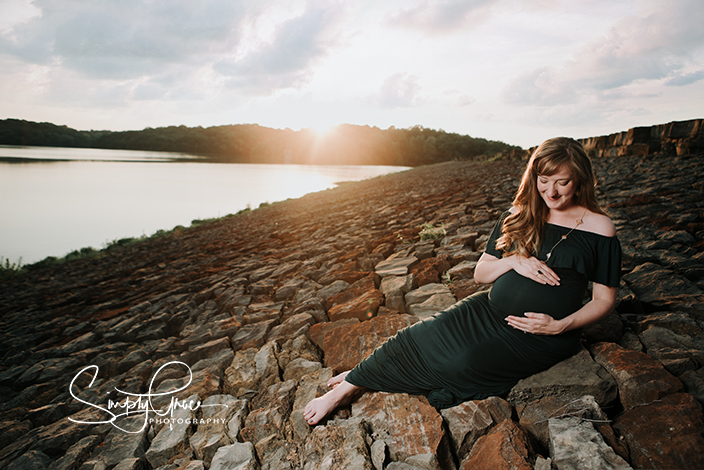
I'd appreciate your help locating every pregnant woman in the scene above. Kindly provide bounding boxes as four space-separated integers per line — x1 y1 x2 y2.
304 137 621 425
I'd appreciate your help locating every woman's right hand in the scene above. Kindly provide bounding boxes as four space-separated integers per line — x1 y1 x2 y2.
508 255 560 286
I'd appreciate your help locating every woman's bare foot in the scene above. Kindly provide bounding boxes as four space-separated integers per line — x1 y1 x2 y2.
303 379 361 425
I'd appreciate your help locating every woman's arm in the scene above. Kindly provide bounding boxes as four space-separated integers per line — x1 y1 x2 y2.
474 252 560 286
505 282 618 335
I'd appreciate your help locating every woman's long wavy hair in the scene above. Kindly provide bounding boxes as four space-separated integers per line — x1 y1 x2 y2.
495 137 604 257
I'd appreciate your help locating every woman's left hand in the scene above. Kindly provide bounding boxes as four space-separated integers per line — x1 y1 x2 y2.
505 312 565 335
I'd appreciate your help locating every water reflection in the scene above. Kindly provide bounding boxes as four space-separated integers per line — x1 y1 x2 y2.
0 145 199 162
0 147 409 264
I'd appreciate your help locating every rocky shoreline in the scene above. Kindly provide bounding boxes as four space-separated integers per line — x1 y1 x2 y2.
1 147 704 469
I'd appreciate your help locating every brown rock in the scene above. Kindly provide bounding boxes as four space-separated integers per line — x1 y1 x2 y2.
375 256 419 277
441 396 513 462
507 348 618 408
266 312 315 342
317 262 369 285
179 336 231 366
449 279 486 301
446 260 477 281
517 395 629 462
322 314 418 373
327 288 384 322
613 393 704 470
352 392 449 465
622 262 703 308
301 417 372 469
230 319 278 351
590 341 684 409
409 255 452 287
307 318 360 350
223 342 280 398
240 380 297 444
325 274 378 310
460 419 533 470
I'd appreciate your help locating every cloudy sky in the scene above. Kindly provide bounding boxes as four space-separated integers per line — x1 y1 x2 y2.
1 0 702 148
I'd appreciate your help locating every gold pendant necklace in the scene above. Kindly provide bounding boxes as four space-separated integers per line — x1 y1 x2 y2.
545 208 588 261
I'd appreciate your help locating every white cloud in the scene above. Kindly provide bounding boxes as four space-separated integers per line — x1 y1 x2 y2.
376 72 424 108
502 67 576 107
500 0 704 130
386 0 495 32
216 2 346 95
1 0 248 78
665 70 704 87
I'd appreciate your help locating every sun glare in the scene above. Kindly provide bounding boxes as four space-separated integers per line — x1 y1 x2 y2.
311 124 337 138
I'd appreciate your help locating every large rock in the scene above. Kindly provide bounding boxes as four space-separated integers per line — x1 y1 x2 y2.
590 341 684 409
189 395 244 465
317 262 369 286
376 256 419 277
223 342 281 398
267 312 315 342
307 318 359 351
276 334 322 371
316 280 351 305
405 283 453 306
325 275 378 310
460 419 532 470
440 396 512 462
446 260 477 281
240 380 297 445
327 288 385 322
613 393 704 470
507 348 618 408
517 395 628 461
179 337 231 365
352 392 450 467
176 318 240 350
680 368 704 406
209 442 258 470
145 393 199 468
17 406 109 460
380 275 415 313
380 275 415 296
301 417 372 470
622 262 703 308
407 293 457 318
5 450 53 470
47 435 102 470
409 256 453 287
231 319 278 351
548 416 632 470
322 314 418 373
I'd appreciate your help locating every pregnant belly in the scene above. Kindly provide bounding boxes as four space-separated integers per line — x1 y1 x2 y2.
488 268 587 319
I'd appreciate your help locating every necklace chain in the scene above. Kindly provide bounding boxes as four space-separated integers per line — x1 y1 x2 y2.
544 208 588 261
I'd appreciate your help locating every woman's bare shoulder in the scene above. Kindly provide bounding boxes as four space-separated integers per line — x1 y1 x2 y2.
583 211 616 237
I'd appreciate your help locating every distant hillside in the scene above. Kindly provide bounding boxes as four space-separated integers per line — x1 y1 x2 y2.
0 119 520 167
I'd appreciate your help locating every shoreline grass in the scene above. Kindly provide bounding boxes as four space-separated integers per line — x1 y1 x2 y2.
0 210 254 279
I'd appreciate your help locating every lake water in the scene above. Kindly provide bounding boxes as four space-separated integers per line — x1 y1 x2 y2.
1 146 409 265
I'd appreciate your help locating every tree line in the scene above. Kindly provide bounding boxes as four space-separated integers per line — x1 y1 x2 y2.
0 118 521 167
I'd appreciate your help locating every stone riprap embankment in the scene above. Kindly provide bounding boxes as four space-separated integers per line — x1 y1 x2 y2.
1 151 704 470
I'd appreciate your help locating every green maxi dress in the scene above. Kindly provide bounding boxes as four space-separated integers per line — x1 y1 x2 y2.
345 211 622 409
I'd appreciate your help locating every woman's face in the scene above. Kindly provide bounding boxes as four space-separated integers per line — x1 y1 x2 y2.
537 166 577 211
